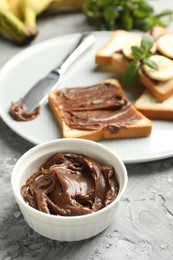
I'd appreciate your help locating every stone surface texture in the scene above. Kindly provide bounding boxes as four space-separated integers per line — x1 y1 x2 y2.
0 1 173 259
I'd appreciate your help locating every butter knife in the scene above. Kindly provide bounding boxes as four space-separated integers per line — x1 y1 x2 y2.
21 33 95 113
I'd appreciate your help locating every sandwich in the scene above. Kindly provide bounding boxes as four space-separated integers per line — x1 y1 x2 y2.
96 26 173 101
139 54 173 101
48 79 152 141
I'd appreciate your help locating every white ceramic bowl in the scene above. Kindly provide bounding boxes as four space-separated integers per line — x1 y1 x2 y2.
11 138 128 241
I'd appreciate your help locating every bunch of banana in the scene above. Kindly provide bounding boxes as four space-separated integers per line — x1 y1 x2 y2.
0 0 85 45
47 0 85 13
0 0 34 44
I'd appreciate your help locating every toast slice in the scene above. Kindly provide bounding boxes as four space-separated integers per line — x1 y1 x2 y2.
139 70 173 101
48 79 152 141
96 30 130 66
134 89 173 120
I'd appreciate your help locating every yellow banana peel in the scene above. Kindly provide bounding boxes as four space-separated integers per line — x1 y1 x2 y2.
48 0 84 11
0 0 37 44
0 0 85 45
8 0 23 19
21 0 55 29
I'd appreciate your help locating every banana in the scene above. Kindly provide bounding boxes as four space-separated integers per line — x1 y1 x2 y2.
22 0 53 15
122 33 156 60
122 34 142 59
21 0 84 29
143 54 173 81
8 0 23 19
0 0 37 44
1 0 85 45
157 34 173 59
48 0 84 12
21 0 54 28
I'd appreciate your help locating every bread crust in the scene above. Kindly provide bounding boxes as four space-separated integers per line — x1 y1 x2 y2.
134 90 173 120
139 71 173 101
48 79 152 141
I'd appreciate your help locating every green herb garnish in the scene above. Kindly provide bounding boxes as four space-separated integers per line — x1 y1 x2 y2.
123 34 158 85
83 0 173 31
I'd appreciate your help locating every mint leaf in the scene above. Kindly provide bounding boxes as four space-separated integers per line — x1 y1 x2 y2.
120 11 134 30
133 2 153 19
124 36 149 84
125 34 157 84
103 7 118 30
123 60 140 85
155 10 173 18
140 34 153 53
143 57 159 70
131 46 144 60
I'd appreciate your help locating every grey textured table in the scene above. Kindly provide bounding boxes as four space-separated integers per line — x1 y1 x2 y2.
1 2 173 260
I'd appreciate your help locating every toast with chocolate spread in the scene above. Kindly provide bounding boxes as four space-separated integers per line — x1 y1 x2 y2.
48 79 152 141
96 27 173 102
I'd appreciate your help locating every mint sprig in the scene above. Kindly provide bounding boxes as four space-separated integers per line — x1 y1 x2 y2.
83 0 173 31
123 34 158 85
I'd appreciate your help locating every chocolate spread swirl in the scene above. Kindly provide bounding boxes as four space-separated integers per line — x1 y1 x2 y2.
55 82 142 132
10 100 40 121
21 153 119 216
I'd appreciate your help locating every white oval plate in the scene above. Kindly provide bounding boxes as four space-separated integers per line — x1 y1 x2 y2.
0 31 173 164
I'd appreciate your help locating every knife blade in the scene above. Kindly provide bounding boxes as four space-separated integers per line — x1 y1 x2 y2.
21 33 95 113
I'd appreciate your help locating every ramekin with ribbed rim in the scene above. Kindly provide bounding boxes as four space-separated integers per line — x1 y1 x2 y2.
11 138 128 241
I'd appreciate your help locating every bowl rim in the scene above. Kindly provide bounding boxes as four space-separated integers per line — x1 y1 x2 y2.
11 138 128 220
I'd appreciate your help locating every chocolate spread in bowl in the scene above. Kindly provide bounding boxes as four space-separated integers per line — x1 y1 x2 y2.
54 82 143 132
21 153 119 216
